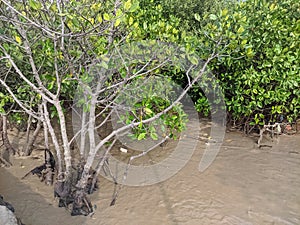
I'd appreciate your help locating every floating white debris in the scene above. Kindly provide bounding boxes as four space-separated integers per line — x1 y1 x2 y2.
120 147 128 153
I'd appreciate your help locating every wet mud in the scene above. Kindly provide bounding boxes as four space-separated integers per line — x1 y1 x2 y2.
0 121 299 225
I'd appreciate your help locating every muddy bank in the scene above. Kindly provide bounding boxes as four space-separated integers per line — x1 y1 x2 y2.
0 126 300 225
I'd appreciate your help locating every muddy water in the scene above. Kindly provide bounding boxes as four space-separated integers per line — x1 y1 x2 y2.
0 121 300 225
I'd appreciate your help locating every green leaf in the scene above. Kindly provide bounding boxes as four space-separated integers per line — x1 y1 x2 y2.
209 14 217 20
241 39 247 46
189 56 198 65
237 26 245 34
97 14 103 23
221 9 228 17
29 0 42 10
150 132 158 140
129 2 139 12
129 17 134 25
194 13 201 22
144 107 153 115
137 132 146 140
115 18 121 27
103 13 110 21
116 9 123 17
15 36 22 44
257 101 262 108
124 0 132 11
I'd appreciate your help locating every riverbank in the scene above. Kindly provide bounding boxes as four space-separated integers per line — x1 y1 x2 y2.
1 124 299 225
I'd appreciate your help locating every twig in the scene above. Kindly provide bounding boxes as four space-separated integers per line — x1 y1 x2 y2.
257 123 282 148
0 156 12 167
110 136 168 206
89 139 117 194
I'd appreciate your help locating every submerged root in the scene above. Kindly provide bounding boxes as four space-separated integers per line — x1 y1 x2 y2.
55 184 94 216
21 149 56 185
70 189 93 216
54 173 72 208
54 161 98 216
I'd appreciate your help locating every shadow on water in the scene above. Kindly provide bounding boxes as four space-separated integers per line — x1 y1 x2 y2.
0 168 87 225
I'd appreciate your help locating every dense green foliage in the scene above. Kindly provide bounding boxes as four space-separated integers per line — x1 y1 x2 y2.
0 0 191 140
149 0 231 31
197 0 300 125
1 0 299 135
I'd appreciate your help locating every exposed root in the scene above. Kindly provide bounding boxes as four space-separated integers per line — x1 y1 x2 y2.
21 149 55 185
54 161 97 216
71 189 93 216
257 122 296 148
0 156 12 167
54 173 72 208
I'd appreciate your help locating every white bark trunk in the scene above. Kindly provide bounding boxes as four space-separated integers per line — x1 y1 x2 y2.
55 100 72 175
78 94 97 188
43 119 49 149
79 109 87 157
42 100 63 173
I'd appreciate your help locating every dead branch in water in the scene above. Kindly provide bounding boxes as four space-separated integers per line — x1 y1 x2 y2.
21 149 56 185
0 156 12 167
257 122 295 148
110 136 169 206
90 138 118 194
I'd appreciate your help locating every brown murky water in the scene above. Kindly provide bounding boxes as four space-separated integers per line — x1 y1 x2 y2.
1 121 299 225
